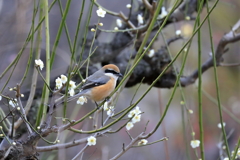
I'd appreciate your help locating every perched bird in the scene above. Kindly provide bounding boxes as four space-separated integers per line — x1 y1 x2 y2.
68 64 122 104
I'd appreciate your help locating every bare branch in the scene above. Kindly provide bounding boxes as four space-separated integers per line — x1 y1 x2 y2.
110 132 144 160
180 19 240 86
36 138 88 152
36 129 109 152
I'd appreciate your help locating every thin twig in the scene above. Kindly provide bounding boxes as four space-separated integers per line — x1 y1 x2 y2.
72 144 88 160
14 60 39 130
142 0 152 11
36 137 88 152
132 137 168 148
109 132 144 160
16 85 32 134
219 62 240 67
36 129 109 152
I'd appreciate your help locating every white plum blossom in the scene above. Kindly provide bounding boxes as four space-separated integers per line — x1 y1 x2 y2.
103 102 109 111
137 14 144 25
185 16 191 20
148 49 155 58
87 136 96 146
77 96 87 105
138 139 148 145
116 19 122 27
61 75 67 84
217 122 226 128
69 80 76 90
35 59 44 70
126 122 134 130
103 102 114 116
159 7 168 19
114 27 119 31
107 109 114 116
126 4 131 8
175 30 182 36
132 114 141 123
0 96 2 101
107 106 114 116
128 110 136 118
188 109 193 114
55 77 62 89
134 106 142 115
96 8 106 18
55 75 76 93
68 89 75 97
9 99 18 108
190 140 200 148
180 101 185 105
209 52 213 57
128 106 142 118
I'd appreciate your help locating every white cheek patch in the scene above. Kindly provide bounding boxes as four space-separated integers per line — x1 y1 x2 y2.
105 73 118 80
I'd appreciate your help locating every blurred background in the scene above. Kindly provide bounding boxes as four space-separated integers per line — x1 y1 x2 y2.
0 0 239 159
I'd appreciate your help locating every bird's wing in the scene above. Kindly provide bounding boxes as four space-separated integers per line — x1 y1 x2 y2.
81 74 110 90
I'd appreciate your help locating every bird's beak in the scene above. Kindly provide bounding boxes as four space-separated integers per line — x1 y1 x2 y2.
118 73 123 77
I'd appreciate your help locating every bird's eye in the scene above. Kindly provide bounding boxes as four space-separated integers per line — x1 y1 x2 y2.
105 69 118 75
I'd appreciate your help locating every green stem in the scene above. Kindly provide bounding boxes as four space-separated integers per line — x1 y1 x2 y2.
86 20 99 77
206 0 231 158
57 0 73 53
78 0 94 64
35 1 44 128
50 0 72 68
73 0 86 55
0 0 57 84
19 0 38 86
202 89 240 124
231 138 240 160
109 0 180 99
197 5 205 159
134 0 164 61
41 0 51 123
74 0 219 135
143 0 219 139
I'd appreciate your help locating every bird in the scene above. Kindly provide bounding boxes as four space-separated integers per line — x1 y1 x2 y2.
67 64 123 104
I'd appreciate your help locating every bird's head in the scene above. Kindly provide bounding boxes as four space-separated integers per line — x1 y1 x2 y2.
102 64 123 80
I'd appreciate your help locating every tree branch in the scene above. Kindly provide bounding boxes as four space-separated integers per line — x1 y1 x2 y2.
180 19 240 86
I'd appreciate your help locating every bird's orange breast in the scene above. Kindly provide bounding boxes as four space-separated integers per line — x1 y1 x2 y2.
90 77 116 102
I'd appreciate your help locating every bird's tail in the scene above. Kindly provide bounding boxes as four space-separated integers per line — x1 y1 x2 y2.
55 89 89 106
67 89 89 102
